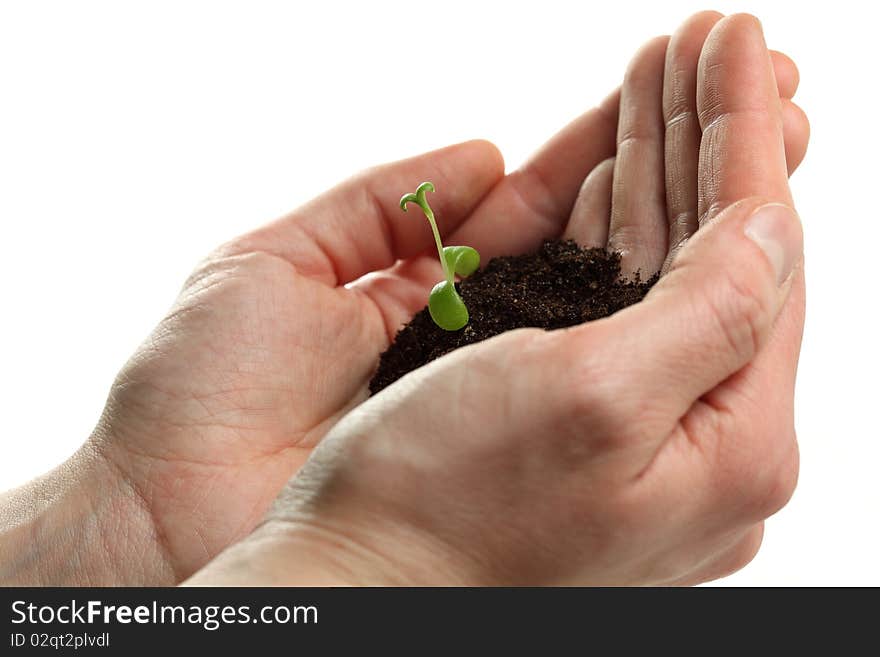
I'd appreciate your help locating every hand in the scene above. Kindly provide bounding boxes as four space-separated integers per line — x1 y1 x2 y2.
187 13 808 586
1 11 803 586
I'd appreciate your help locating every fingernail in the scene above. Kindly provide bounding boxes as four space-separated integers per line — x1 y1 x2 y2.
744 203 802 285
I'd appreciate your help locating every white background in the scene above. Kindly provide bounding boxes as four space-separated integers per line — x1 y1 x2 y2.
0 1 876 585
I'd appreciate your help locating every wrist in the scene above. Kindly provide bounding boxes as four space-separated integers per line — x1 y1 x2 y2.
0 431 175 586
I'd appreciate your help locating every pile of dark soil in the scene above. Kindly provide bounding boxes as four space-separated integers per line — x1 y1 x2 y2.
369 239 657 394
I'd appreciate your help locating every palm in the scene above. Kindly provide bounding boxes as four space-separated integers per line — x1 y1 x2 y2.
101 247 436 577
96 11 808 581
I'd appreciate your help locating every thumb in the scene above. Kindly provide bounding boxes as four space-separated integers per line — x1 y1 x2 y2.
589 197 803 418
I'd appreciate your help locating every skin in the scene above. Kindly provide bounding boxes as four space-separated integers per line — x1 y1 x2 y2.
0 12 809 586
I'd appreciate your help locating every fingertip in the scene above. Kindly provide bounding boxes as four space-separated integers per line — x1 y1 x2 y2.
673 10 725 44
770 50 800 98
699 13 775 116
457 138 506 180
434 139 505 193
689 9 725 23
672 10 724 48
624 35 671 86
720 12 765 36
598 87 621 113
701 14 768 71
664 11 723 118
782 100 810 174
426 140 507 226
564 156 615 247
584 156 617 188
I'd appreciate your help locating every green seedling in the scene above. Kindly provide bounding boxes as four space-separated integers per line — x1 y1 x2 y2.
399 182 480 331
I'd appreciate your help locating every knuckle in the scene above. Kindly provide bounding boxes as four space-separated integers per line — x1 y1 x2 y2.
723 430 799 521
606 223 641 255
701 266 772 363
564 350 620 430
751 437 800 518
465 328 540 376
355 163 383 184
698 393 800 522
663 93 697 130
457 328 547 422
558 329 659 448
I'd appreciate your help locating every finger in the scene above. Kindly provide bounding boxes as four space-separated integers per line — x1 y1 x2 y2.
663 11 724 272
448 89 620 260
698 14 793 222
770 50 799 98
685 18 805 511
608 36 670 277
347 253 446 340
782 99 810 174
562 157 615 247
228 140 505 287
662 100 808 275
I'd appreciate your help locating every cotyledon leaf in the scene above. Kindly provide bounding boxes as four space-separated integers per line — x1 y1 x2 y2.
443 246 480 278
428 280 469 331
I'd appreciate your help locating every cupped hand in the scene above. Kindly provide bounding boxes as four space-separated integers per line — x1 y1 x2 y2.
186 13 809 586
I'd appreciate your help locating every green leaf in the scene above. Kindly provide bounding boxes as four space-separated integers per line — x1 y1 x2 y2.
428 280 469 331
443 246 480 278
399 181 435 213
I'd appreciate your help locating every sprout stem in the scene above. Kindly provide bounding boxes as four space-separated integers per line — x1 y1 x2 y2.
400 182 452 285
423 204 452 285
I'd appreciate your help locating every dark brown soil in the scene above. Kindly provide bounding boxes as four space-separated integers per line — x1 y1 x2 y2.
369 239 657 394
